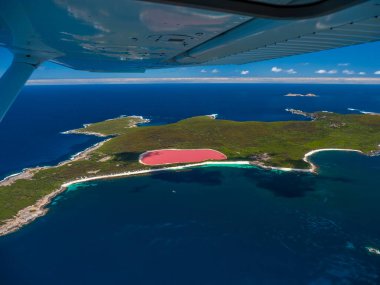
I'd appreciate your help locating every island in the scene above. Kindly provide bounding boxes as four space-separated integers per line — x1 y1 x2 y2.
1 111 380 236
285 93 318 97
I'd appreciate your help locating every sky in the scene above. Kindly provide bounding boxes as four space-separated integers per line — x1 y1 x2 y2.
1 41 380 81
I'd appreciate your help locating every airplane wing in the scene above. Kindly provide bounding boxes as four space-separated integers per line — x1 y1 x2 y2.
1 0 380 120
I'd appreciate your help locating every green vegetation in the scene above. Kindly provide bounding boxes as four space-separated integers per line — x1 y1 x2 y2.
1 112 380 224
72 116 147 136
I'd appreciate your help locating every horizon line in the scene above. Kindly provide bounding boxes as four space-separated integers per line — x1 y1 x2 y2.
26 77 380 85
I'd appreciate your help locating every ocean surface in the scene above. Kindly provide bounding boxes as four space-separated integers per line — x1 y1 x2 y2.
0 83 380 284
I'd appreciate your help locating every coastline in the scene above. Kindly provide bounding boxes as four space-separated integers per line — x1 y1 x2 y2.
0 139 111 187
303 148 364 173
0 161 249 236
62 129 108 137
0 114 149 187
61 115 151 137
0 147 371 237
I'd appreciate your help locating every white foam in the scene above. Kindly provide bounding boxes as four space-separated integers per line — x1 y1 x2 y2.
206 114 218 119
347 108 379 115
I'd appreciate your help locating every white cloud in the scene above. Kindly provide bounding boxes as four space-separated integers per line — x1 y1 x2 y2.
315 69 337 74
338 63 350 66
240 70 249 75
358 72 366 75
271 67 282 73
200 69 207 73
342 69 355 75
211 69 219 74
271 67 296 74
285 69 297 74
374 71 380 75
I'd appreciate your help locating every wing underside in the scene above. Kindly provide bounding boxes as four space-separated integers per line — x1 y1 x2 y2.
182 13 380 66
1 0 380 120
0 0 380 72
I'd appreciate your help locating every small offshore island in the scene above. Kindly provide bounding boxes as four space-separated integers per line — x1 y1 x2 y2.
1 111 380 236
285 93 317 97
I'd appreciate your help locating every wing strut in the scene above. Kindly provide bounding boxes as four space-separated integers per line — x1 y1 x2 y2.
0 55 41 122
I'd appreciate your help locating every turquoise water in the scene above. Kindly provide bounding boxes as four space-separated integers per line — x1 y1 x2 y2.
1 151 380 284
1 83 380 179
1 83 380 284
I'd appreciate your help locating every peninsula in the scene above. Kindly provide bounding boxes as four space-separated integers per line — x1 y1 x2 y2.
1 111 380 236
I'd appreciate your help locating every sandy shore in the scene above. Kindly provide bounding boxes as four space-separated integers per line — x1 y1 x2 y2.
250 162 311 173
0 161 250 236
303 148 364 173
0 116 155 236
0 144 371 237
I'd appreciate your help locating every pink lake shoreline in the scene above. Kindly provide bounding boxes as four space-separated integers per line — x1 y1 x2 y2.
139 148 227 166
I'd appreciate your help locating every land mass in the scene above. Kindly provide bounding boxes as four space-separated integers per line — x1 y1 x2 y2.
285 93 317 97
1 111 380 236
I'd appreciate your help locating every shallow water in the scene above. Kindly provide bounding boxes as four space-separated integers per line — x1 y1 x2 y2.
1 152 380 285
1 83 380 284
1 83 379 179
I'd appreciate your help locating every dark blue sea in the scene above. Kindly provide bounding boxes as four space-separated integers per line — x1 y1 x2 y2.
0 84 380 284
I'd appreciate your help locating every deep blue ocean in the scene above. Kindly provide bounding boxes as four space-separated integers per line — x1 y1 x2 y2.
0 84 380 284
